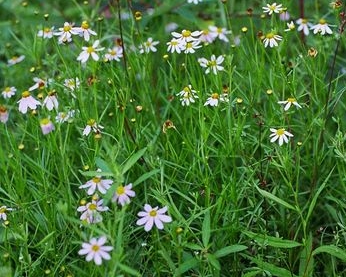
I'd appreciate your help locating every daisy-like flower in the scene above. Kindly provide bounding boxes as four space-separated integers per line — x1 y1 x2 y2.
166 38 184 54
136 204 172 232
278 97 302 111
204 92 229 107
82 119 104 136
78 236 113 265
310 19 333 35
176 85 199 106
165 22 179 33
75 21 97 42
77 197 109 224
262 3 283 15
181 40 202 54
43 90 58 111
77 40 105 63
208 26 232 42
40 118 55 135
187 0 202 4
279 11 290 21
112 183 136 206
296 18 312 36
37 27 54 39
2 86 16 99
104 46 123 61
0 106 9 124
285 21 295 32
55 110 75 123
0 206 13 221
17 91 41 114
64 78 80 91
54 22 79 44
269 128 293 146
198 55 224 75
199 28 217 44
79 172 113 195
171 29 202 43
7 55 25 66
139 37 160 54
29 77 52 91
263 33 282 48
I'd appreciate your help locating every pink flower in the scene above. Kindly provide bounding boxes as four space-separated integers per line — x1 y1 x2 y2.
112 183 135 206
17 91 41 114
78 236 113 265
136 204 172 232
79 172 113 195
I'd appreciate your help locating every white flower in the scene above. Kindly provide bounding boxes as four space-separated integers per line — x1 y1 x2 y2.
112 183 136 206
64 78 80 91
165 22 179 33
269 128 294 146
54 22 79 44
279 11 290 21
28 77 52 91
77 198 109 224
171 29 202 43
296 18 312 36
262 3 283 15
0 206 13 221
40 118 55 135
136 204 172 232
55 110 75 123
78 236 113 265
74 21 97 42
187 0 202 4
285 21 295 32
0 106 9 124
278 97 302 111
43 91 58 111
198 55 224 75
17 91 41 114
166 38 184 53
176 85 199 106
204 92 229 107
263 33 282 48
208 26 232 42
310 19 333 35
181 40 202 54
79 172 113 195
82 119 104 136
139 37 159 54
104 46 123 61
77 40 104 63
7 55 25 66
37 27 54 39
199 29 217 44
2 86 16 99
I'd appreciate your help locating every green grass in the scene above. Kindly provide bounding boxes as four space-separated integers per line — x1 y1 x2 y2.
1 0 346 276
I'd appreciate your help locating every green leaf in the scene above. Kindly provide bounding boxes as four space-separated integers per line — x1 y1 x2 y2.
174 258 199 276
214 245 248 258
133 169 160 186
299 233 314 277
121 147 147 175
242 270 263 277
0 267 12 277
117 263 141 277
312 245 346 262
184 243 203 251
250 257 298 277
78 170 114 177
206 253 221 271
202 210 211 248
255 186 297 211
33 231 55 248
95 157 111 172
242 230 301 248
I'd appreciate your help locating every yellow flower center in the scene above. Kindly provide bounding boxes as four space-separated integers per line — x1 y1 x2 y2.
0 207 6 213
182 30 191 37
87 46 94 54
22 91 30 98
40 118 50 125
186 42 192 49
266 33 274 39
81 21 89 29
302 18 308 24
211 93 219 99
4 87 11 92
63 25 72 32
149 210 157 217
92 177 101 183
110 50 117 55
89 203 97 210
91 244 100 252
0 106 7 113
276 129 285 135
145 41 151 47
217 27 222 34
208 60 217 67
183 87 191 93
269 4 276 11
202 29 209 35
319 19 326 25
44 27 51 33
116 185 125 195
287 97 296 103
87 119 96 126
171 41 178 46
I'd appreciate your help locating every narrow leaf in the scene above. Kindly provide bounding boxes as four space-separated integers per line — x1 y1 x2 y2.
299 233 314 277
312 245 346 262
243 230 301 248
118 263 141 277
121 147 147 175
250 257 298 277
202 210 211 248
174 258 199 276
214 245 248 258
256 186 297 211
206 253 221 271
